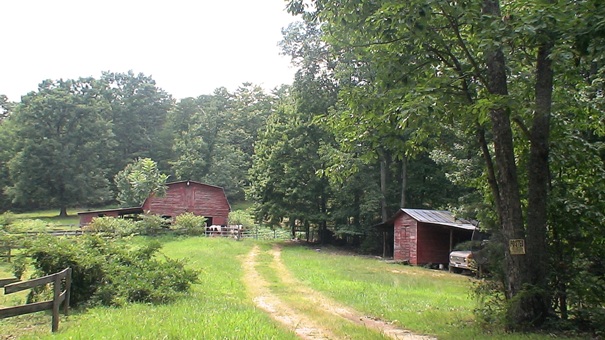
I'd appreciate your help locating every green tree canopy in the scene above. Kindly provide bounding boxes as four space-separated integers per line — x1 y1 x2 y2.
286 0 605 331
114 158 169 207
169 85 275 202
5 78 114 216
100 71 174 174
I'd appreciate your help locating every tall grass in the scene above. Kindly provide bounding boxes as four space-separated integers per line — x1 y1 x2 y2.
279 244 568 340
16 237 296 339
252 243 391 339
1 238 578 339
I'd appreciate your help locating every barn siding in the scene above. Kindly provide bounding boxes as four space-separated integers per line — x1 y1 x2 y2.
417 223 451 265
142 182 230 225
79 211 121 225
79 214 95 225
79 181 230 226
393 215 418 264
78 207 145 226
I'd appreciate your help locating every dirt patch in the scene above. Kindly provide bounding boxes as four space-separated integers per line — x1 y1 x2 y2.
241 244 436 340
242 246 337 339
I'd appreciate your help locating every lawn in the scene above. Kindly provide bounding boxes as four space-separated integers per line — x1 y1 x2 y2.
0 236 580 339
4 209 83 230
278 244 563 339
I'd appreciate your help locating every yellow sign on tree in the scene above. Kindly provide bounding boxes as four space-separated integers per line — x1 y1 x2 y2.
509 239 526 255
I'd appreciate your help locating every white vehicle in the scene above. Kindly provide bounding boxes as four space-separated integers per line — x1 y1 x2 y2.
449 250 476 273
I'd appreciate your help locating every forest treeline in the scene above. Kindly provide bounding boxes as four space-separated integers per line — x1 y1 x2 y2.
0 70 459 235
1 0 605 333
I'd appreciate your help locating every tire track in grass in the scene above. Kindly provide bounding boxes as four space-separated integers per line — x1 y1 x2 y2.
243 244 436 340
243 245 337 340
269 245 436 340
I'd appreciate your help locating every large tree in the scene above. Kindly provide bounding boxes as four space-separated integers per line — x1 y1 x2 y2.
0 95 12 122
285 0 605 330
101 71 174 174
170 90 234 189
248 91 332 241
0 96 15 210
114 158 169 207
6 78 114 216
169 85 275 202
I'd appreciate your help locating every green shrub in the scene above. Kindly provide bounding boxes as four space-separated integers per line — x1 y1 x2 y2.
472 279 507 330
173 213 207 236
6 219 48 233
84 216 138 236
25 234 199 307
0 211 15 227
571 307 605 333
0 218 42 252
228 210 254 228
26 235 103 306
359 230 382 255
11 255 29 279
134 214 167 235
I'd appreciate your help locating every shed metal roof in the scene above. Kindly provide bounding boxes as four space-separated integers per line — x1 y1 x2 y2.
402 209 477 231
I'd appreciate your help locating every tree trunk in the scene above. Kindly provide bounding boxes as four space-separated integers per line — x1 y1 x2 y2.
482 0 531 330
524 39 554 325
290 217 296 239
553 227 569 320
353 189 361 229
379 152 389 222
59 206 68 218
305 220 310 242
476 125 502 216
320 178 329 244
400 156 407 208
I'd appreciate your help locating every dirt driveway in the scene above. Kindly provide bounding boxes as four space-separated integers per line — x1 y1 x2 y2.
241 244 436 340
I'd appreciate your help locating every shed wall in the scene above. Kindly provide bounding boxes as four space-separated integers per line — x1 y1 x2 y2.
393 214 418 264
417 223 451 265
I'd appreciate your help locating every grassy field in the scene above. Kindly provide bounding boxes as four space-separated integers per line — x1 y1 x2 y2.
4 208 82 229
1 237 296 339
0 236 580 339
278 244 560 339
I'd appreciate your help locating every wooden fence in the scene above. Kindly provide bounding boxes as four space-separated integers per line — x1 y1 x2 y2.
0 243 11 262
0 268 72 332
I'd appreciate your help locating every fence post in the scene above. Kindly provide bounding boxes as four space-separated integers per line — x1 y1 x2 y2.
64 268 72 316
52 274 60 332
1 268 71 333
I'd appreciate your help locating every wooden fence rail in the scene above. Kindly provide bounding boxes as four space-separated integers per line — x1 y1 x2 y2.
0 268 72 332
0 244 11 262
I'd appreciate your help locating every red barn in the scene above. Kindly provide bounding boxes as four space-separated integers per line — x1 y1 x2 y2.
78 180 230 226
375 209 477 265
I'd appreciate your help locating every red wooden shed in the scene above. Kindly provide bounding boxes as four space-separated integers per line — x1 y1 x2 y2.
375 209 477 265
77 207 144 225
78 180 231 226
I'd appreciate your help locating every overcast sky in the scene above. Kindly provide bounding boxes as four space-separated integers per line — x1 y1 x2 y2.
1 0 298 102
